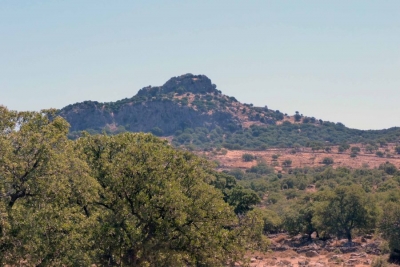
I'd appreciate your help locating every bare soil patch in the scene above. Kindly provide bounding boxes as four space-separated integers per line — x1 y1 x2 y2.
237 234 396 267
206 144 400 172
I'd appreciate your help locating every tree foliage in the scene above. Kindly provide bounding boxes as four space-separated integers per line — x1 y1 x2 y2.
313 185 377 242
0 107 265 266
380 202 400 261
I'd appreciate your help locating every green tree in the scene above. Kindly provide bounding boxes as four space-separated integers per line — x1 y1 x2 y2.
378 162 398 175
78 132 249 266
0 107 98 265
380 202 400 261
294 111 301 122
322 157 334 165
365 145 376 154
313 185 377 243
272 154 279 161
282 159 292 167
242 153 256 162
338 144 350 153
281 196 317 238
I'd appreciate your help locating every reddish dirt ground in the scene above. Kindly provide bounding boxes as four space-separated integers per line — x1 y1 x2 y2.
204 143 400 173
238 234 396 267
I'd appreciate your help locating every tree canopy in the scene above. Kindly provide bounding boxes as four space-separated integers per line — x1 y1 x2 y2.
0 107 264 266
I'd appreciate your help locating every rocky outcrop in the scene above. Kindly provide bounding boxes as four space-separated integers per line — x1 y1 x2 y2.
60 74 224 134
59 73 275 136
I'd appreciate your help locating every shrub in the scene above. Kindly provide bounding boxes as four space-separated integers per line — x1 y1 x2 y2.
272 154 279 161
282 159 292 167
322 157 334 165
242 153 256 162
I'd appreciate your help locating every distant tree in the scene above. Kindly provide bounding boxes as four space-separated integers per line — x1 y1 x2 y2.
282 159 292 167
338 143 350 153
242 153 256 162
376 151 385 158
365 145 376 154
313 185 377 243
311 142 323 152
378 139 388 147
351 146 361 153
395 146 400 155
322 157 334 165
246 161 274 175
294 111 301 122
379 162 398 175
272 154 279 161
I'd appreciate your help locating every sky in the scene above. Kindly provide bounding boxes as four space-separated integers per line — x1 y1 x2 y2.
1 1 399 130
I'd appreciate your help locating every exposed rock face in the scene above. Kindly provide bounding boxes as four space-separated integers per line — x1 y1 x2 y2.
59 73 277 136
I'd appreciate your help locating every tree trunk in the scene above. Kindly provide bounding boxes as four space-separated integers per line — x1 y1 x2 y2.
346 231 352 245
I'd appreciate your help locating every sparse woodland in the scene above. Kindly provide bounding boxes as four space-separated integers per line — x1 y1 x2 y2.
1 106 400 266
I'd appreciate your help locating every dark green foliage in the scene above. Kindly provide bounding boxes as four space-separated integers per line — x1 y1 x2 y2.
294 111 301 122
313 185 377 242
0 107 268 266
338 143 350 153
242 153 256 162
322 157 334 165
380 202 400 262
282 159 292 167
178 122 400 151
246 161 274 175
379 162 398 175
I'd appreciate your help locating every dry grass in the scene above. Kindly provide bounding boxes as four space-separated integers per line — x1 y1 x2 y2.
205 143 400 172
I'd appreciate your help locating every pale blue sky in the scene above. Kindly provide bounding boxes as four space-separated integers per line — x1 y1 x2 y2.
1 1 399 130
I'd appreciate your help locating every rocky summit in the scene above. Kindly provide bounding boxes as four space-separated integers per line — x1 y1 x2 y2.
58 74 282 137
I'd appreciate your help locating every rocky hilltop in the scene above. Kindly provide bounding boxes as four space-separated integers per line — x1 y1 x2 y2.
59 74 400 150
59 74 283 136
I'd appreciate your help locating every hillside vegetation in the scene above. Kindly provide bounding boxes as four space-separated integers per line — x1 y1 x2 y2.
59 74 400 151
2 107 400 265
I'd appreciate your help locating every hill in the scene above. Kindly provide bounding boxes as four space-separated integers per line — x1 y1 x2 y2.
59 74 400 150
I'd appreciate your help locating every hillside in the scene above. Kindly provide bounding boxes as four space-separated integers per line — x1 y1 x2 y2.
206 143 400 172
60 74 281 137
59 74 400 150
